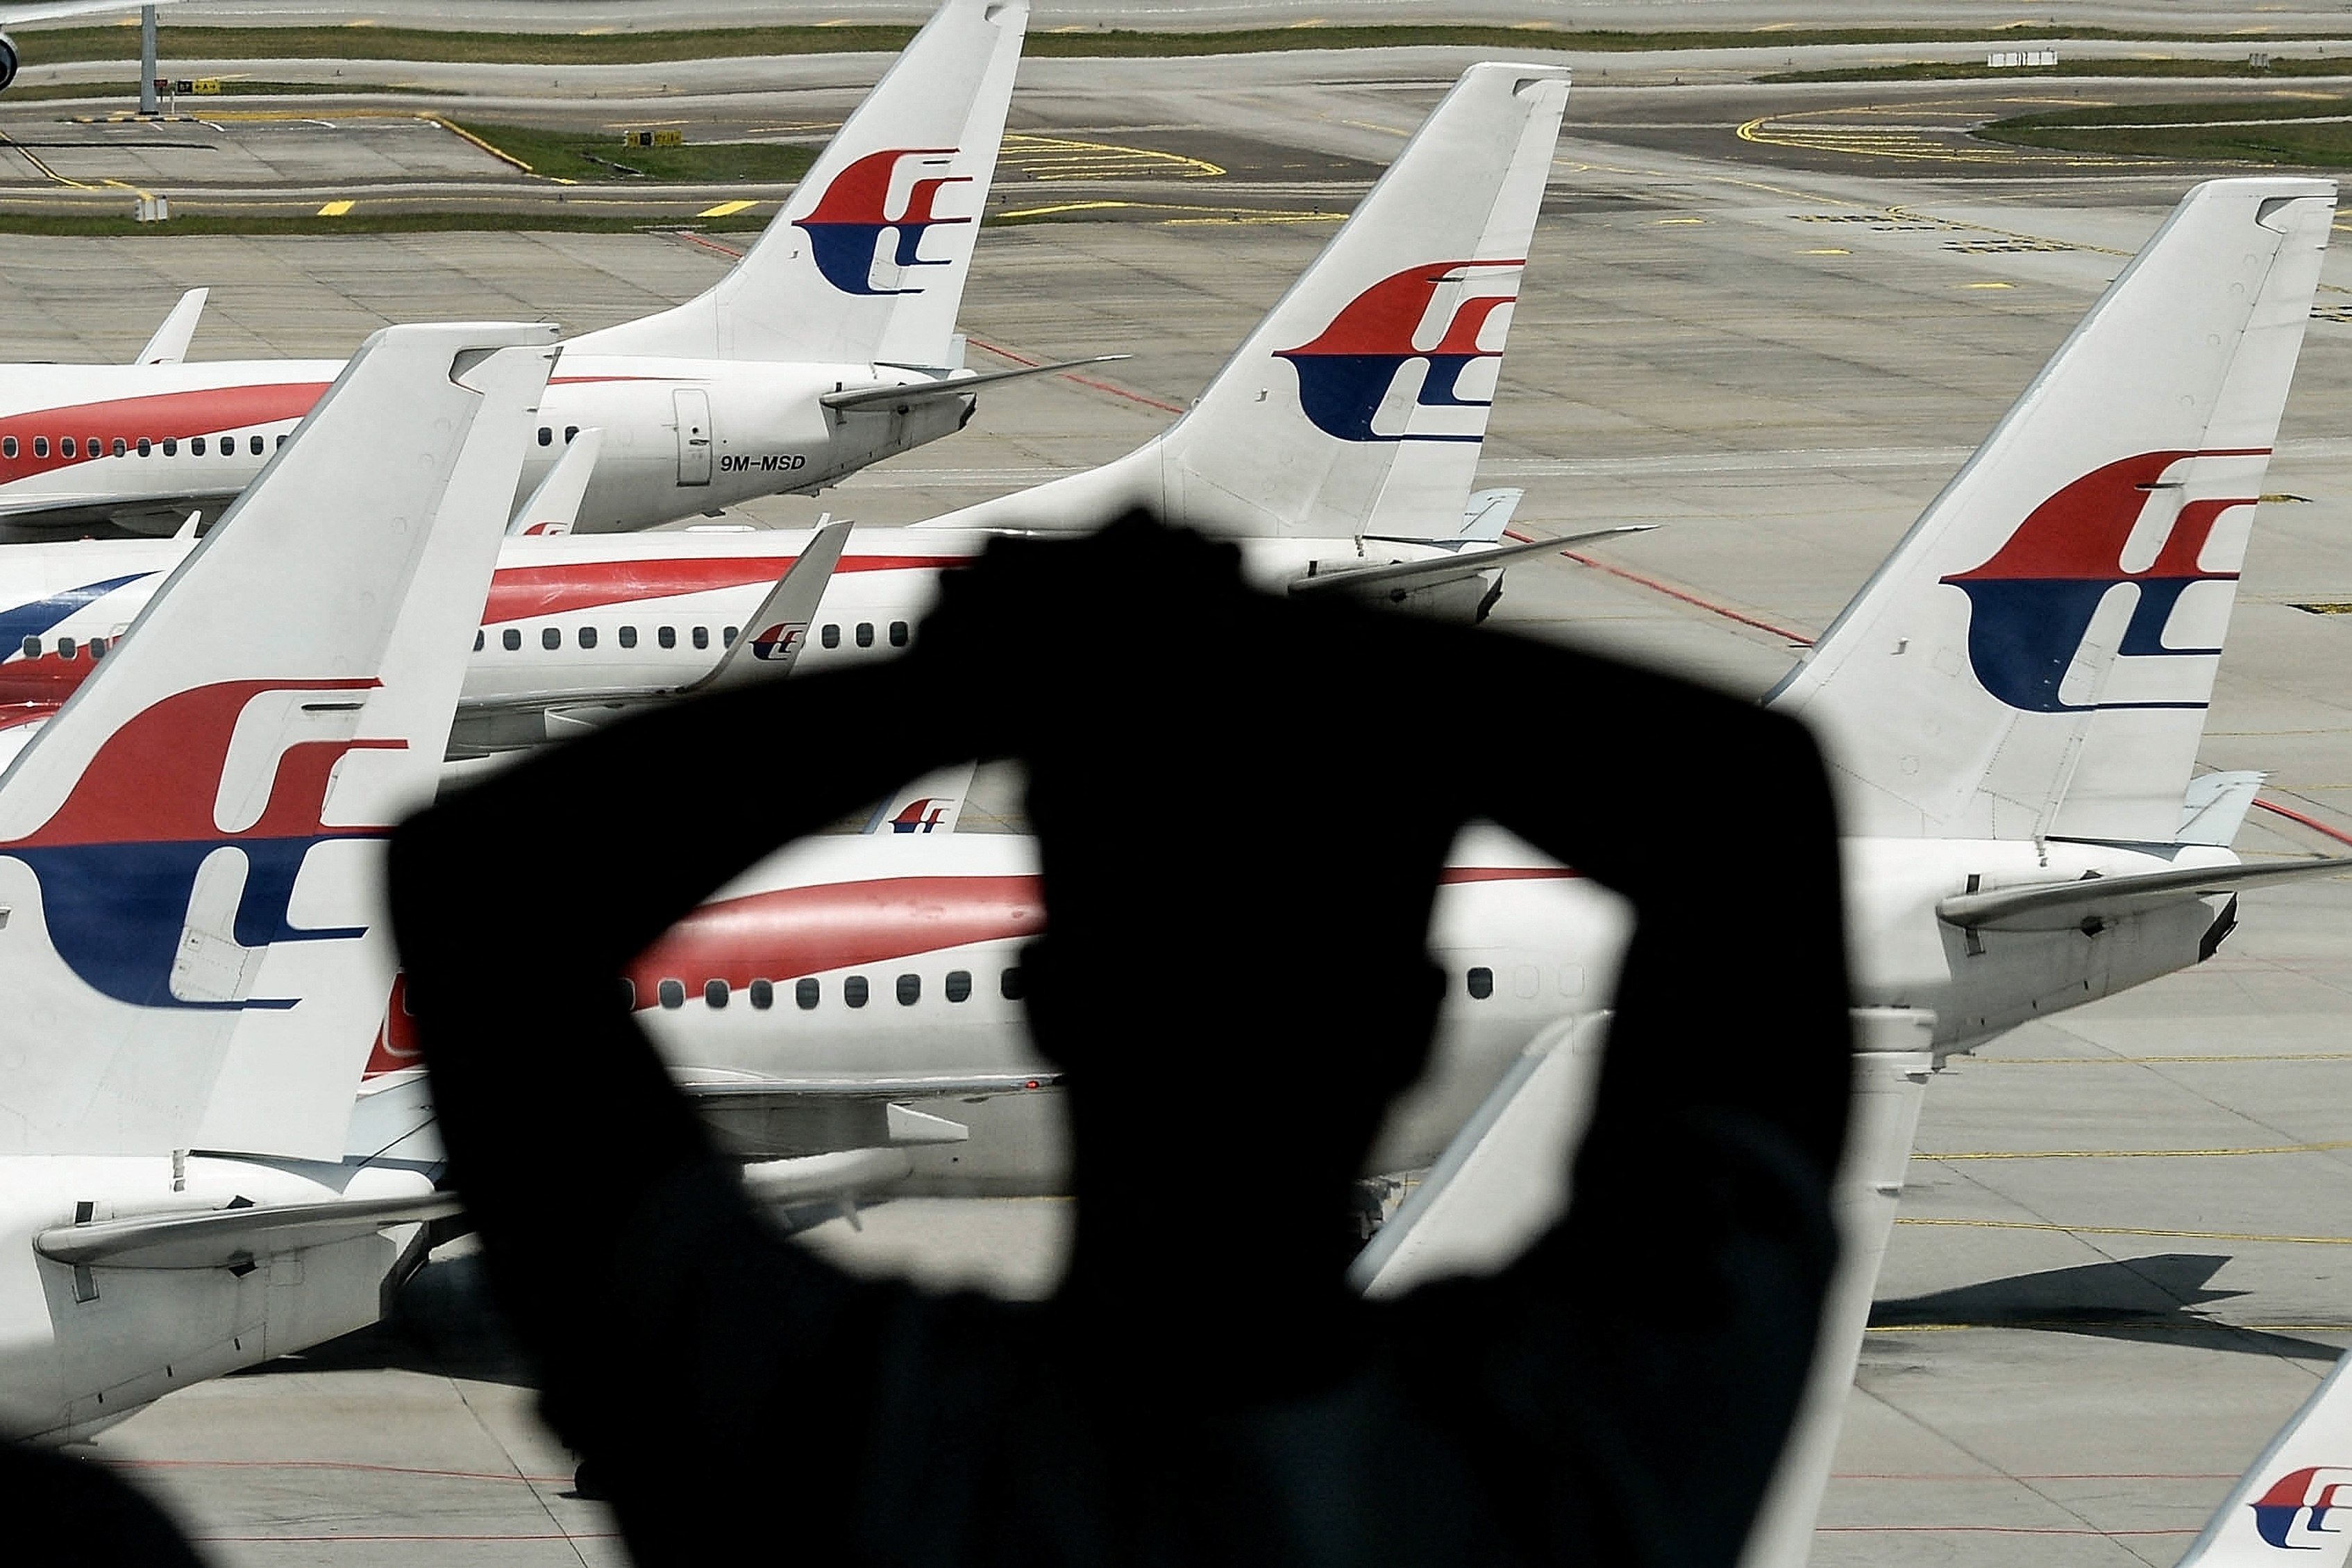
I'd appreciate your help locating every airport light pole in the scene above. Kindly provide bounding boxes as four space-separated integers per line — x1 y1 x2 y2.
139 5 158 117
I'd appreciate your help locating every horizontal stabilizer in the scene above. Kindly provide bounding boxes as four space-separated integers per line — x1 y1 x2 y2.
135 288 208 367
684 518 852 692
1938 854 2352 931
1289 525 1654 597
819 355 1130 412
684 1070 1055 1161
2177 1348 2352 1566
681 1070 1061 1104
33 1190 457 1270
2179 770 2267 847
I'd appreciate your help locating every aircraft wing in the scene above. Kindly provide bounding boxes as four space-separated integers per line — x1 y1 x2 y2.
1938 855 2352 932
32 1190 458 1270
681 1070 1061 1162
1289 525 1656 598
819 355 1129 412
2176 1347 2352 1565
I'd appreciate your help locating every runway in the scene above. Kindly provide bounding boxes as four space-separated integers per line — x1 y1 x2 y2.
3 45 2349 1568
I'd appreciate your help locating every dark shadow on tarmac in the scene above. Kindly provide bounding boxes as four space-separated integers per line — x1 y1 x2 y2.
1872 1252 2343 1361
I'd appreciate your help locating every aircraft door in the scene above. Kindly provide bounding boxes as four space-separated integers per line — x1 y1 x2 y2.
673 387 713 487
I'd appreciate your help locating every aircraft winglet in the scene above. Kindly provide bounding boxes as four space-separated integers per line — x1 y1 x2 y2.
135 287 208 366
508 427 604 537
686 518 853 692
2177 1349 2352 1565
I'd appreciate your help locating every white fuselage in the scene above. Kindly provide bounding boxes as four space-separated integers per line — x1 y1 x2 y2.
0 1155 437 1442
0 357 971 535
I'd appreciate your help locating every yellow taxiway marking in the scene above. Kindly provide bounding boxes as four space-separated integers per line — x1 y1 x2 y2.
1801 246 1850 254
1897 1217 2352 1246
996 198 1338 226
1000 133 1223 182
1964 280 2015 289
1654 217 1705 225
317 199 354 216
1921 1140 2352 1161
697 199 756 219
1978 1052 2352 1064
1872 1320 2352 1335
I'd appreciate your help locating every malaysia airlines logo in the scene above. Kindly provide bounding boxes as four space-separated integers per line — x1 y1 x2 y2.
794 147 973 296
3 680 399 1011
2251 1467 2352 1554
889 798 951 834
750 620 808 661
1274 259 1522 444
1938 450 2262 714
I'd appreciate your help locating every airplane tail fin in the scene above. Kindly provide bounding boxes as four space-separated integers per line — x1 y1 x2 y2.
564 0 1027 368
1770 178 2335 842
922 62 1568 541
0 322 557 1160
2176 1348 2352 1566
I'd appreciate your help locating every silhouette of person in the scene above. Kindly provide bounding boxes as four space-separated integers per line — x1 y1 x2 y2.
390 514 1854 1566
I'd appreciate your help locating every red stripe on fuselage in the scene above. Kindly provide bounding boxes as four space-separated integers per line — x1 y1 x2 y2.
630 875 1045 1002
0 384 330 485
1438 866 1577 884
485 555 972 623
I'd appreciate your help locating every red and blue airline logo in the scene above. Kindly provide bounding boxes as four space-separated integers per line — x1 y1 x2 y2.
2251 1467 2352 1551
793 147 972 297
1275 260 1522 444
750 620 807 661
3 679 399 1011
1938 450 2260 714
889 797 951 834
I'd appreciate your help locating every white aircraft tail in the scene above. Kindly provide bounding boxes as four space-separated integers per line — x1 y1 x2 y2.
0 322 557 1161
925 62 1568 541
1770 178 2334 842
2178 1349 2352 1567
563 0 1026 369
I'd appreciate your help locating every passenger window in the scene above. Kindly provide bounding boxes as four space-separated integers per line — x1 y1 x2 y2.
896 974 921 1006
190 437 204 456
855 623 874 648
542 627 561 650
748 979 773 1010
619 625 637 649
657 979 684 1009
704 979 728 1009
87 639 104 661
222 438 235 460
821 624 839 649
1000 967 1025 1001
946 970 971 1004
135 437 151 456
276 434 287 448
619 978 635 1009
844 975 869 1009
161 438 175 455
111 438 126 457
658 626 676 650
473 630 484 652
1467 966 1494 1000
579 625 598 650
249 435 264 457
889 621 909 648
795 977 818 1010
564 425 579 442
502 628 521 652
56 639 75 660
691 627 709 650
60 437 74 458
723 626 737 647
32 437 47 458
1 437 14 459
537 427 552 447
17 637 33 658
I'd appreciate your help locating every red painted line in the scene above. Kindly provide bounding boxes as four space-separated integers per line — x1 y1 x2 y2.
675 230 748 262
2251 795 2352 850
1503 528 1820 646
965 335 1185 414
1835 1471 2237 1482
1817 1526 2196 1537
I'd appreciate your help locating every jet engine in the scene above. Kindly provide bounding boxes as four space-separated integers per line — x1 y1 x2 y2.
0 35 18 94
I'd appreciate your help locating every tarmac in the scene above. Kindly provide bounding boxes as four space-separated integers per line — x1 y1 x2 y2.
1 52 2349 1568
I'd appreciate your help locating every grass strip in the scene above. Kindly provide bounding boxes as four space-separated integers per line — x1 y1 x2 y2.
15 22 2352 68
1976 96 2352 165
1767 57 2352 83
447 121 815 183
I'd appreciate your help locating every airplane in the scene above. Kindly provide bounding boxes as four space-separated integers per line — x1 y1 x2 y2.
0 2 170 96
355 176 2352 1202
0 318 554 1443
0 61 1592 756
0 0 1048 537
